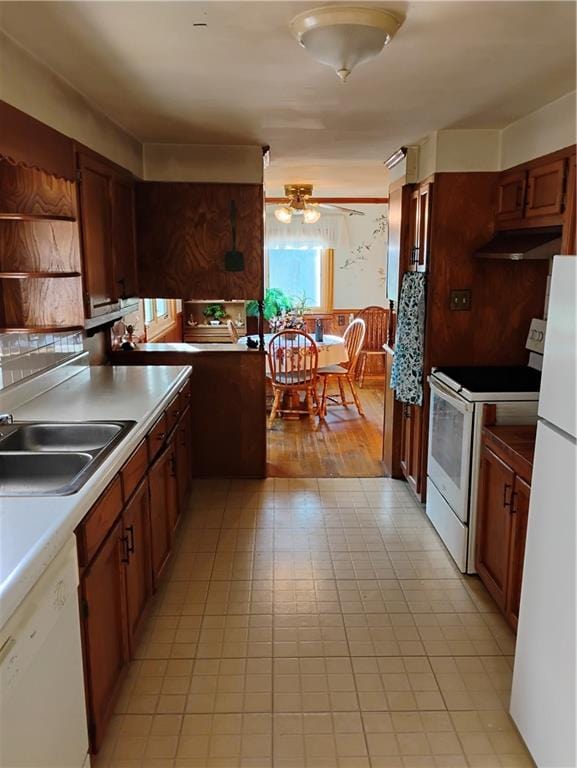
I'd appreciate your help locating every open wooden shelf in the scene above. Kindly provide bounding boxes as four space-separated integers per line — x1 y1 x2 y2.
0 213 77 222
0 271 81 279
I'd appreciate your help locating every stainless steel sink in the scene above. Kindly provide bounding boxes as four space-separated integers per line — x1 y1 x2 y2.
0 452 93 495
0 420 135 496
0 422 124 452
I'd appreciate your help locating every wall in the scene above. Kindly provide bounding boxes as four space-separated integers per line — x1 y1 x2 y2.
0 330 84 391
0 32 142 175
500 91 577 169
334 205 389 308
143 144 263 183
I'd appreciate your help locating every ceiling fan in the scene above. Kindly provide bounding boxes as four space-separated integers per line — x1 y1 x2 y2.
273 184 365 224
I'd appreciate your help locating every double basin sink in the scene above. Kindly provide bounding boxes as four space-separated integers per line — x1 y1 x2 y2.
0 421 135 496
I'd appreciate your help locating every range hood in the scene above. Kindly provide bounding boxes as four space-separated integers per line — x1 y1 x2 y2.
474 228 562 260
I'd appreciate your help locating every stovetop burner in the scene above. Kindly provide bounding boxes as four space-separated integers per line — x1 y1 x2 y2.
434 366 541 394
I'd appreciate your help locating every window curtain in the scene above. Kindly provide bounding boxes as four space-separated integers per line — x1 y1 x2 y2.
265 209 350 250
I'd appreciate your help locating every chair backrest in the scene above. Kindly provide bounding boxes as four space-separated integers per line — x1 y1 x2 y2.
356 306 388 351
226 319 239 343
343 318 366 372
268 330 318 387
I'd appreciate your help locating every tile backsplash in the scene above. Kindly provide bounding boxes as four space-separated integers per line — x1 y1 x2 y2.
0 331 84 391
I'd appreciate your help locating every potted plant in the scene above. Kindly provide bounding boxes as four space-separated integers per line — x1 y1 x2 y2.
246 288 294 326
202 303 227 326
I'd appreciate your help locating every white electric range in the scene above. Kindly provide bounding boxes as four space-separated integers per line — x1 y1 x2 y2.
426 365 541 573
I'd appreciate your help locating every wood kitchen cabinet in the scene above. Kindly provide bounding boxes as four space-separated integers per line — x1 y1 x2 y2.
400 403 423 496
176 405 193 513
407 181 432 272
475 425 535 630
496 170 526 224
148 444 175 585
122 478 152 652
80 517 128 752
525 158 566 219
77 149 138 322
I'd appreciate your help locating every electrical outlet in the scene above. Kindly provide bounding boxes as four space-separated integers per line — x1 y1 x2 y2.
449 289 471 311
337 315 346 326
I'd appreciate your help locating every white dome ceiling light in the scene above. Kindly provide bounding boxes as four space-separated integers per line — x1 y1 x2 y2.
290 5 402 82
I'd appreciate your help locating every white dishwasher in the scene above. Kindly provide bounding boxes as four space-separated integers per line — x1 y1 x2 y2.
0 538 90 768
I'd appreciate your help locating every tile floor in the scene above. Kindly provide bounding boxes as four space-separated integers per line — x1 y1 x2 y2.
94 478 534 768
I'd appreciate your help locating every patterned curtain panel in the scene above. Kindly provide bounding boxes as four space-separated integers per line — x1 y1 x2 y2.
390 272 427 405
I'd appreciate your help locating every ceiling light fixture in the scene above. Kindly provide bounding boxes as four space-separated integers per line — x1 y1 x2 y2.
290 5 402 82
274 206 293 224
384 146 408 170
302 207 321 224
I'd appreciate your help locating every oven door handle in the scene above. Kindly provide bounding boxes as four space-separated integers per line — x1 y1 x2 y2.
428 377 475 413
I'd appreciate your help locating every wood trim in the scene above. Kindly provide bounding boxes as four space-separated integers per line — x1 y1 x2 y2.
322 248 334 312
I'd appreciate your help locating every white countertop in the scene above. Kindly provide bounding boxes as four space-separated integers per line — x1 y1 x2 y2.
0 364 191 629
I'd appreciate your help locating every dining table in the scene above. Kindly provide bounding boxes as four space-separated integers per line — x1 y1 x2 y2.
238 333 349 419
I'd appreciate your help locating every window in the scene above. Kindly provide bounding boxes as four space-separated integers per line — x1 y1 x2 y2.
267 245 333 311
144 298 177 340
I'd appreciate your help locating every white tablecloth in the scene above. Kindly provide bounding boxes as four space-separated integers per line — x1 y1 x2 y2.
238 333 348 370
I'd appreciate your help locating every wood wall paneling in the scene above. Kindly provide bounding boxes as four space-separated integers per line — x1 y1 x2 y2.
136 183 264 300
0 276 84 328
0 159 77 219
0 220 80 274
0 100 75 181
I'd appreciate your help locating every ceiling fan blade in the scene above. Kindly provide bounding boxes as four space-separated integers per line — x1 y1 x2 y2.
317 203 365 216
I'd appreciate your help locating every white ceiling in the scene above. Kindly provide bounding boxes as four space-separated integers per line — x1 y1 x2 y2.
1 1 575 194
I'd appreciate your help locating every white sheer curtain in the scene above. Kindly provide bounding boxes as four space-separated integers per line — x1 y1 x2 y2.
265 208 350 250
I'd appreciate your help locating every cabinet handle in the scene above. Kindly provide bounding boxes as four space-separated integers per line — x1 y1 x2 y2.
411 246 420 265
510 491 518 514
503 483 512 508
156 431 166 441
117 278 127 300
170 455 177 477
126 524 135 554
121 535 130 564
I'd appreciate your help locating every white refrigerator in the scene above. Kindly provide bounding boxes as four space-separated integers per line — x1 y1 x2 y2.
510 255 577 767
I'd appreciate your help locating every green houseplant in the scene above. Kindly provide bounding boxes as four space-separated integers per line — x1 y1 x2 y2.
246 288 294 322
202 303 227 325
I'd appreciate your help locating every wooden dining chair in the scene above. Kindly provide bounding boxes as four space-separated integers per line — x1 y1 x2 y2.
267 330 319 429
226 319 239 343
355 305 388 387
317 318 366 419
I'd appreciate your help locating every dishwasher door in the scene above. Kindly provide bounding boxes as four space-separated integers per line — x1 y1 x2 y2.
0 538 89 768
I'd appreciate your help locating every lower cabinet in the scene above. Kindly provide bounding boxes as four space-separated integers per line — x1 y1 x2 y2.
475 441 532 630
76 376 193 753
123 478 153 651
80 518 129 752
400 403 423 497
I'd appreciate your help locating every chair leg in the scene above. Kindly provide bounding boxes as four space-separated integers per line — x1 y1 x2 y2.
319 375 329 419
347 374 365 417
358 353 367 388
306 389 317 430
337 376 347 407
268 389 281 428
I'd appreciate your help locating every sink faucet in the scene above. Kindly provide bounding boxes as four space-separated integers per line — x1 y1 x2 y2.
0 413 14 425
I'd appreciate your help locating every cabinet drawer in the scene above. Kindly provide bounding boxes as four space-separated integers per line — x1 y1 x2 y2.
77 475 123 566
166 394 182 434
148 413 168 462
179 379 192 412
121 440 148 502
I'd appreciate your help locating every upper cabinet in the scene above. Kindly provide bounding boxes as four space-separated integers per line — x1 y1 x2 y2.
135 182 264 300
407 180 432 272
496 149 575 229
76 149 138 323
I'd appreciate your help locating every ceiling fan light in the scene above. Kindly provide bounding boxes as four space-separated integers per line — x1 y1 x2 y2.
274 206 293 224
303 207 321 224
290 6 401 81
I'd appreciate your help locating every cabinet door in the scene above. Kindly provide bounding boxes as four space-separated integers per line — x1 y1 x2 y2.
77 154 119 317
400 403 422 494
475 445 515 611
176 407 192 512
526 159 566 219
561 156 576 255
407 190 420 271
416 183 432 271
111 176 138 300
167 432 180 534
123 478 152 652
148 447 173 585
81 518 128 752
505 475 530 631
496 171 526 223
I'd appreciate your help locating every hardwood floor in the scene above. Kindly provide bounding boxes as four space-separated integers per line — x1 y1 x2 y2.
267 378 385 478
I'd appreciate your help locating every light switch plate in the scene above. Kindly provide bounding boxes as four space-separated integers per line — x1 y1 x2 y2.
449 289 471 311
526 318 546 354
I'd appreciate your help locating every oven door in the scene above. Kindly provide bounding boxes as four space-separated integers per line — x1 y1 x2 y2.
427 377 475 522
